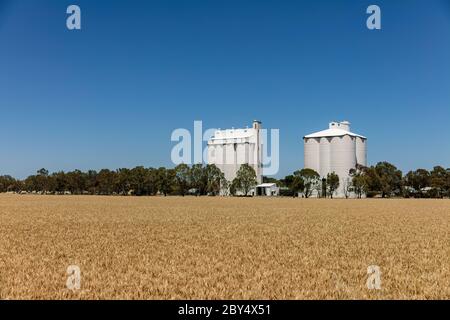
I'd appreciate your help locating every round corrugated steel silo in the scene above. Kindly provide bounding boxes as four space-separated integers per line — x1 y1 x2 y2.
303 121 367 198
330 135 356 183
304 137 320 173
319 137 331 177
356 137 367 167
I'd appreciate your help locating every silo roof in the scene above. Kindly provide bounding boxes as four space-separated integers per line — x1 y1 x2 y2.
209 128 256 140
304 128 366 139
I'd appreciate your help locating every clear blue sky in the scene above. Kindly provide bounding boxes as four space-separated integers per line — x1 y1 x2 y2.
1 0 449 179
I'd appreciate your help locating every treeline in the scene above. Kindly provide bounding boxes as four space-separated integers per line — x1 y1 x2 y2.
0 164 258 197
277 162 450 199
1 161 449 198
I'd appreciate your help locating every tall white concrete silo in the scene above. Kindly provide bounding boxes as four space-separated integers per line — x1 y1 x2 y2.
207 120 263 186
303 121 367 197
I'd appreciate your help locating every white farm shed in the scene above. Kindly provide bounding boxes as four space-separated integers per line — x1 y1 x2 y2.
255 183 279 196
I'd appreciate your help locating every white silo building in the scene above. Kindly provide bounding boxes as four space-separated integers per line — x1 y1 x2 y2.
303 121 367 197
207 120 263 185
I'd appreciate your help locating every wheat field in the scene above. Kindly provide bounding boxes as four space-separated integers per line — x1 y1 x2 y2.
0 195 448 300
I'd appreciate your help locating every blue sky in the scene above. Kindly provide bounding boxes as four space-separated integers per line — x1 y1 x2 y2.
0 0 449 178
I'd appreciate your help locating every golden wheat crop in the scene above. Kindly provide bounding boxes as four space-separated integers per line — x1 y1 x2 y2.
0 195 448 300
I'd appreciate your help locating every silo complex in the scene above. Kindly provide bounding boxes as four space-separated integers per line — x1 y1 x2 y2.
207 120 263 186
303 121 367 197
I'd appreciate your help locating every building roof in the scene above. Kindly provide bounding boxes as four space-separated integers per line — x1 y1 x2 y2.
304 121 366 139
256 183 278 188
304 128 366 139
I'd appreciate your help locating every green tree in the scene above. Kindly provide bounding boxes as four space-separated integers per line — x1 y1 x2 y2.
446 168 450 197
97 169 115 195
319 178 326 198
0 175 18 193
294 168 320 198
430 166 447 198
363 166 381 197
233 164 257 196
282 174 304 197
404 169 431 197
375 162 403 198
326 172 340 199
157 167 175 196
24 175 37 192
280 175 293 189
174 164 191 196
115 168 132 195
262 176 280 184
220 179 230 196
342 177 352 199
229 178 239 196
205 164 225 196
30 168 50 193
291 176 305 197
190 164 208 196
130 166 149 196
66 170 87 195
52 171 68 194
145 168 159 196
86 170 98 195
349 165 368 198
